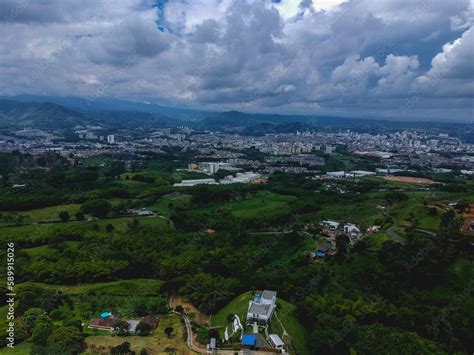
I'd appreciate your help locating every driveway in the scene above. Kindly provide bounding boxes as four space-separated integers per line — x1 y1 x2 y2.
387 227 406 245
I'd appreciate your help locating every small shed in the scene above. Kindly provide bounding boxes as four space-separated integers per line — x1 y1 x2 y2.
242 333 270 350
209 338 217 349
242 334 256 347
268 334 285 349
316 242 333 257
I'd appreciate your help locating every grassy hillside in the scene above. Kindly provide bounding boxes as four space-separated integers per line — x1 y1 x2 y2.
148 193 192 215
274 298 311 355
199 191 296 221
0 215 173 243
16 279 165 296
211 292 250 330
0 342 32 355
16 204 82 222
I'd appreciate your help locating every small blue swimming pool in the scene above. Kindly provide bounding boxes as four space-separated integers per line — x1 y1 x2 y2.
100 312 111 318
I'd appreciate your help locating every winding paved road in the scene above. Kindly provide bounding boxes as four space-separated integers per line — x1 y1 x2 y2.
387 227 406 245
182 313 206 353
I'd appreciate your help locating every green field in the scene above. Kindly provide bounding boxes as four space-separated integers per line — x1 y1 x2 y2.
81 156 109 167
395 204 441 231
148 193 191 215
115 176 174 197
365 231 391 252
389 190 458 230
23 244 56 258
302 187 467 232
16 204 83 222
363 176 422 190
17 279 165 296
0 342 32 355
200 191 296 221
304 198 384 227
0 215 173 242
119 168 209 187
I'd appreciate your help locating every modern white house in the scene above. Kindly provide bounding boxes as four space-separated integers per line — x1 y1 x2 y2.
326 171 345 178
343 223 362 237
321 220 340 231
246 290 277 325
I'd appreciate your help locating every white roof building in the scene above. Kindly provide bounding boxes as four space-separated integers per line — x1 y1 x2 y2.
348 170 376 177
174 178 217 187
326 171 346 178
268 334 285 349
220 172 261 184
247 290 277 325
321 220 340 231
344 223 360 234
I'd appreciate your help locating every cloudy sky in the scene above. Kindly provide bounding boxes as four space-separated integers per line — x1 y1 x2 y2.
1 0 473 120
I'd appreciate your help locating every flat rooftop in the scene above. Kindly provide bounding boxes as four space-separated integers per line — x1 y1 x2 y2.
248 302 271 316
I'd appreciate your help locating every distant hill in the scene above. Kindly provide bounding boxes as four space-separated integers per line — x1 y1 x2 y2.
0 99 472 143
194 110 397 132
196 110 304 128
193 110 474 142
0 100 183 132
0 95 214 121
91 110 184 129
0 100 97 131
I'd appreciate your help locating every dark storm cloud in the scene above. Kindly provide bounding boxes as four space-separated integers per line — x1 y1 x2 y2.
0 0 472 120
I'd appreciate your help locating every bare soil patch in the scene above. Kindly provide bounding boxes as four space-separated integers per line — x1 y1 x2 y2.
383 176 434 185
170 296 210 326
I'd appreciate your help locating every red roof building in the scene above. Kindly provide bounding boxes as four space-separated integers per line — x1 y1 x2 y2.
88 318 118 331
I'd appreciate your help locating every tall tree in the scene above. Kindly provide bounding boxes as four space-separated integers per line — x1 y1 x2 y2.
31 315 54 346
59 211 70 222
46 326 84 354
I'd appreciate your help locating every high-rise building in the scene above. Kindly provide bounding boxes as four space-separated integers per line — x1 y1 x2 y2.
325 145 335 154
107 135 115 144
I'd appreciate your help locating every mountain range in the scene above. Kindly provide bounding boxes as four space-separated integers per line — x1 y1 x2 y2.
0 96 472 142
0 95 214 121
0 100 95 131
